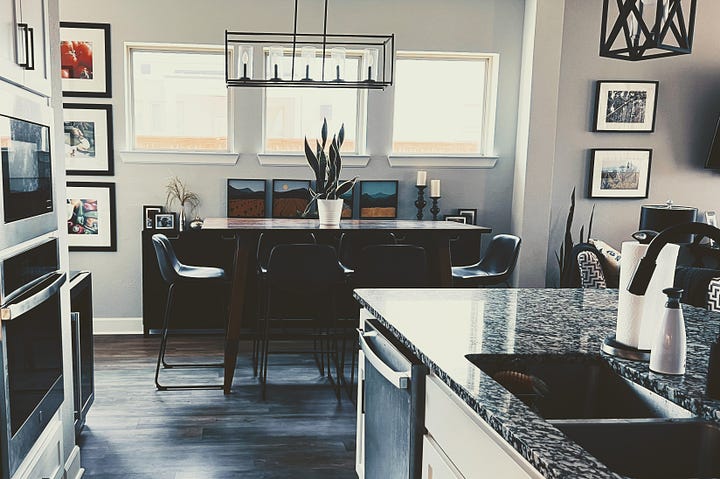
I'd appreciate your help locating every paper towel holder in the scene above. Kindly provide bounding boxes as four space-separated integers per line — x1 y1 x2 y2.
602 334 651 361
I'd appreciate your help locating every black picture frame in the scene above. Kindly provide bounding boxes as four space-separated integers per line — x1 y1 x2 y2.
227 179 266 218
457 208 477 225
271 179 311 218
143 205 163 230
593 80 659 133
60 22 112 98
63 103 114 175
154 212 176 231
359 180 398 219
444 215 467 224
66 181 117 251
588 148 652 199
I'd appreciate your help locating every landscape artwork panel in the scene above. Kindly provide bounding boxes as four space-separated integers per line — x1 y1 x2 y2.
272 180 311 218
227 179 266 218
359 181 398 219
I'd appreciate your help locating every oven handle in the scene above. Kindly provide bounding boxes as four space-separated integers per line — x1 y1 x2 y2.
1 272 66 321
357 329 410 390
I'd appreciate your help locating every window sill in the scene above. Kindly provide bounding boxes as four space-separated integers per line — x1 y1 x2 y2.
257 153 370 167
387 155 498 169
120 150 239 165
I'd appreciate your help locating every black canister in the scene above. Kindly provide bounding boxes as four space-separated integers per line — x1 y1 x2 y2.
639 203 698 243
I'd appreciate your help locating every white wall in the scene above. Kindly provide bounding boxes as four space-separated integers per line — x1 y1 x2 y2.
59 0 526 320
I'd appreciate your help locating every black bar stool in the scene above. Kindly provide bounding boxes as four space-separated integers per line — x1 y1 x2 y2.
451 234 521 287
151 234 228 390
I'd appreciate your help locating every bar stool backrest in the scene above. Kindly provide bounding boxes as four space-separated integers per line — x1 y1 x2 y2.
478 234 521 277
256 231 317 272
354 244 429 288
266 243 344 291
152 234 181 285
338 231 397 270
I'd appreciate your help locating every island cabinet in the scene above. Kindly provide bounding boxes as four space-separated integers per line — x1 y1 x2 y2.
423 374 544 479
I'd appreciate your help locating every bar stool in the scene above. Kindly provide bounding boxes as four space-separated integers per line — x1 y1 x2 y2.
337 231 397 273
151 234 228 390
451 234 521 287
260 243 345 400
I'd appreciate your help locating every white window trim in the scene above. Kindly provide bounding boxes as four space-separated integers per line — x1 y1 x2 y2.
124 42 235 161
389 51 500 167
256 153 370 167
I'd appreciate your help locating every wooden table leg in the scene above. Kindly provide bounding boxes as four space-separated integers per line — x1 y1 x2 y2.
224 235 251 394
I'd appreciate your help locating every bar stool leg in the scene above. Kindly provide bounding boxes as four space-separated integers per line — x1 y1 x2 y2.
154 284 175 390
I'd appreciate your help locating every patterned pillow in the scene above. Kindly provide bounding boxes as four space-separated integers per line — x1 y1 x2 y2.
589 238 621 279
577 250 607 289
709 278 720 312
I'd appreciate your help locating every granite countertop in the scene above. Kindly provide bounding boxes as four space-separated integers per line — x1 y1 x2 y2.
353 288 720 479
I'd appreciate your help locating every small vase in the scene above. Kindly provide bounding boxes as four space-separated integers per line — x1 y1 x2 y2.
317 199 343 228
178 208 186 232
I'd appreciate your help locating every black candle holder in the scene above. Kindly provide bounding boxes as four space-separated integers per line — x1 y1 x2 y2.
430 196 441 221
414 185 427 221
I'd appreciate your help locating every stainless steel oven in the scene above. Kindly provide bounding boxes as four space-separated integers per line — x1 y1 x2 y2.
0 110 56 251
0 233 65 479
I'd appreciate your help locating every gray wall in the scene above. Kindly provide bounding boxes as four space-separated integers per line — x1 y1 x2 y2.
60 0 526 320
545 0 720 285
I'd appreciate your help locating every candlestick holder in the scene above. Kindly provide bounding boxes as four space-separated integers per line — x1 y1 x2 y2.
430 196 441 221
414 186 427 220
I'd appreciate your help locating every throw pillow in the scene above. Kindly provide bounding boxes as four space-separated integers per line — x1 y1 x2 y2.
589 238 622 279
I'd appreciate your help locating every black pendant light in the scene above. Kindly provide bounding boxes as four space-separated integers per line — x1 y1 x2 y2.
600 0 697 61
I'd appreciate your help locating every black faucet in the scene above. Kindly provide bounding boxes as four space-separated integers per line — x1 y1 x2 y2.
627 222 720 296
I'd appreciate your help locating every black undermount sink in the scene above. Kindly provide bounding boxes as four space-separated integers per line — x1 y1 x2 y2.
465 354 692 420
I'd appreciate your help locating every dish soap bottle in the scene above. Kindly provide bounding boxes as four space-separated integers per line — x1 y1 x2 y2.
649 288 686 375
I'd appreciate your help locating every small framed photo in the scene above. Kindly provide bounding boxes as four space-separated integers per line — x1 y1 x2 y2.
272 179 311 218
359 180 398 219
63 103 114 175
143 205 163 230
457 208 477 225
154 212 176 231
444 215 467 224
60 22 112 98
66 182 116 251
593 80 658 132
589 149 652 199
227 179 266 218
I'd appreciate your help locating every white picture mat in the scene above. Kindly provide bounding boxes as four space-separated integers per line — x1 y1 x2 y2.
591 150 650 198
63 107 109 171
67 185 113 247
596 82 657 131
60 26 108 94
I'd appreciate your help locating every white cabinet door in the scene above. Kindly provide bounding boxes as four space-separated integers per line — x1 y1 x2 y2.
17 0 51 96
421 436 464 479
0 0 24 87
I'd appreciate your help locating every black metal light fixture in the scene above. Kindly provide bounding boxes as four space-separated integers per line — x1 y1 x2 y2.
600 0 697 61
225 0 394 89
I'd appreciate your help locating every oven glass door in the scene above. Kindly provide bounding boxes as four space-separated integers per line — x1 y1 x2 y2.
0 114 53 223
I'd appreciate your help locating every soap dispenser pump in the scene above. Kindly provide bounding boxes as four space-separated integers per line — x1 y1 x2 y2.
649 288 686 375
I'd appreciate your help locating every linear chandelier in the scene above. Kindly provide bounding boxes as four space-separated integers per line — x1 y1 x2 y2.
600 0 697 61
225 0 394 89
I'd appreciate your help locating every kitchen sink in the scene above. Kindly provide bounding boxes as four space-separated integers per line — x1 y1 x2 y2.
465 354 692 420
549 419 720 479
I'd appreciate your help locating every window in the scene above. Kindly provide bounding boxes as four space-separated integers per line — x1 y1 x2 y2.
127 45 230 152
264 52 366 154
392 52 498 156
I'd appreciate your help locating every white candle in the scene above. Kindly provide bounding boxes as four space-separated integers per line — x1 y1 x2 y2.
430 180 440 197
416 170 427 186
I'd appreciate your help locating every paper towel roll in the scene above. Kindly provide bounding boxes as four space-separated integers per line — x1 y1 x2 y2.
616 241 647 348
638 243 680 350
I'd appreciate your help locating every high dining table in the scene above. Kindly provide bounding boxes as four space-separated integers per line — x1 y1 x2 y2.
201 218 492 393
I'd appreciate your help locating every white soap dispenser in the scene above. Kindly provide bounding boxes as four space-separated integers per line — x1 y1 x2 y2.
649 288 686 375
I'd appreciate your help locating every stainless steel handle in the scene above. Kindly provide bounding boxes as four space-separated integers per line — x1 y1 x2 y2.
1 272 66 321
17 23 29 67
357 329 410 389
26 26 35 70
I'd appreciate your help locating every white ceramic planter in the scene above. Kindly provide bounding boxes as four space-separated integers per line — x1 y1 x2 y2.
317 198 343 228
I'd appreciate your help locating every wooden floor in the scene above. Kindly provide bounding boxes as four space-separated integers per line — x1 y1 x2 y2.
80 335 357 478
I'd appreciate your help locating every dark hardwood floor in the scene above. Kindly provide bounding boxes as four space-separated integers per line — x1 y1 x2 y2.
80 335 356 478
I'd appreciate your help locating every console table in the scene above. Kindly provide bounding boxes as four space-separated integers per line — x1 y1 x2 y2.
200 218 492 393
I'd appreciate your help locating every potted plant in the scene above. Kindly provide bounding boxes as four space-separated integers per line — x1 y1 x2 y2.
165 176 200 232
303 119 356 227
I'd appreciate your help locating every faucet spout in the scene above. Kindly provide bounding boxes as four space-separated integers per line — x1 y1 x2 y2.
627 222 720 296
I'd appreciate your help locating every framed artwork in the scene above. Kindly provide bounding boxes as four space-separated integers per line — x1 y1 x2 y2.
63 103 114 175
707 211 718 247
593 80 658 132
272 179 311 218
143 205 163 230
359 181 398 219
154 213 176 231
227 179 266 218
66 182 116 251
445 216 467 224
589 149 652 199
60 22 112 98
339 180 354 219
457 208 477 225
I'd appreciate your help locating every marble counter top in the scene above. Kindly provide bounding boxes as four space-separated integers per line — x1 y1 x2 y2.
353 288 720 479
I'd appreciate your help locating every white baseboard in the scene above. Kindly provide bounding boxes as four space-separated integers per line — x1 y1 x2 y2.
93 317 143 335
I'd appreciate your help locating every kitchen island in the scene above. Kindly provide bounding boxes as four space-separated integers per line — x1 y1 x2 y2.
353 288 720 478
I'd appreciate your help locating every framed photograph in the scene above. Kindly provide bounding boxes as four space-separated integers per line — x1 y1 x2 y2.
227 179 266 218
60 22 112 98
359 180 398 219
66 182 116 251
707 211 718 247
154 213 176 231
593 80 658 132
272 179 311 218
63 103 114 175
339 180 354 219
445 216 467 224
143 205 163 230
589 149 652 199
457 208 477 225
